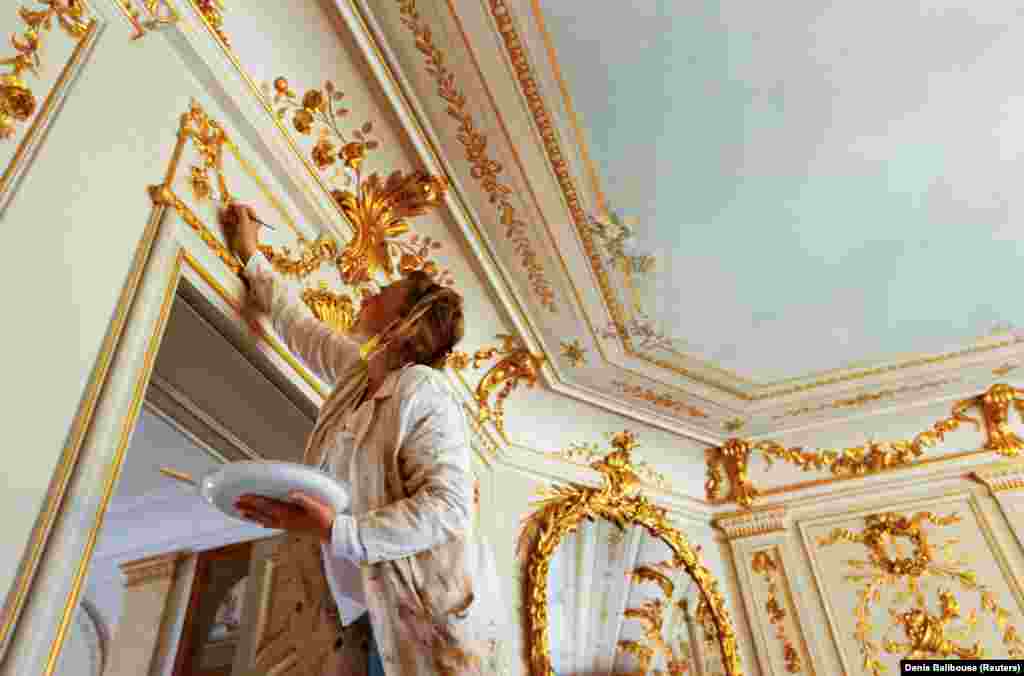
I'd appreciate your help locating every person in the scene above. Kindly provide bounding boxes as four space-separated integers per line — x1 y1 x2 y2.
220 204 504 676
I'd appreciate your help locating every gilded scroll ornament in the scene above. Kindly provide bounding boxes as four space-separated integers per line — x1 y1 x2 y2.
817 510 1024 673
559 339 587 367
549 438 668 489
449 334 545 442
268 76 454 287
707 383 1024 508
1 1 91 141
395 0 558 312
618 560 695 675
517 431 743 676
750 550 802 673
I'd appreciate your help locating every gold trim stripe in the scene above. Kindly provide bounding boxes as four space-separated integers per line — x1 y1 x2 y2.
0 200 165 654
45 250 183 675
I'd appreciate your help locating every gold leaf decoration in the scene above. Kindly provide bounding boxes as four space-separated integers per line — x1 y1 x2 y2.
192 0 230 47
559 339 587 367
518 431 743 676
301 283 355 334
450 334 545 442
1 1 92 142
772 379 958 420
614 380 709 419
818 510 1024 673
707 383 1024 508
394 0 557 311
549 439 669 490
269 76 454 288
750 550 802 673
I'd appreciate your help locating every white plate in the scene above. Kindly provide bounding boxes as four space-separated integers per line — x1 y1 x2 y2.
200 461 351 524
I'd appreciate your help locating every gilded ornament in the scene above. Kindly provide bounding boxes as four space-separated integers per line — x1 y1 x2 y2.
333 170 447 284
549 438 669 489
192 0 229 46
1 1 93 144
517 431 743 676
559 339 587 367
118 0 179 39
396 0 557 311
188 165 212 201
708 383 1024 508
311 138 336 170
256 237 338 279
886 590 983 660
301 283 355 334
271 76 452 287
455 334 546 442
819 509 1024 672
750 550 802 673
614 380 709 419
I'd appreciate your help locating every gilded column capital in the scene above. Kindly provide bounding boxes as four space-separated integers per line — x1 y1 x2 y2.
714 506 789 541
972 462 1024 494
119 552 185 588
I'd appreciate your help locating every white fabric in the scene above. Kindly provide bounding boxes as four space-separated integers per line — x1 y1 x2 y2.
243 253 508 674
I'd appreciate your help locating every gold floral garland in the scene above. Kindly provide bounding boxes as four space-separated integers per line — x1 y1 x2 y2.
708 383 1024 508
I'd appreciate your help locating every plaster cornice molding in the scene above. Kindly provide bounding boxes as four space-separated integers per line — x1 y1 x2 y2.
714 507 789 540
119 552 184 588
972 462 1024 494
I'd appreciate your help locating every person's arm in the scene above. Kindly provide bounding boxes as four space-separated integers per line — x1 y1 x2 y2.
330 369 473 565
242 252 360 385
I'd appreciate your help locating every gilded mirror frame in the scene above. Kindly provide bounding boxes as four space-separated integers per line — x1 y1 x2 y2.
519 431 744 676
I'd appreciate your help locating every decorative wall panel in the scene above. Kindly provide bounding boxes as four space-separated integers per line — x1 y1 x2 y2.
798 492 1024 674
0 0 103 214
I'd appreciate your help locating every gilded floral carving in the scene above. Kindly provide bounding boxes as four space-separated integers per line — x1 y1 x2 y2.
750 550 802 673
448 334 545 442
1 1 93 142
266 76 454 288
559 339 587 367
816 510 1024 673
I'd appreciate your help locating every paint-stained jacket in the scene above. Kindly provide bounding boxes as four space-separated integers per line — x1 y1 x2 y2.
244 253 507 676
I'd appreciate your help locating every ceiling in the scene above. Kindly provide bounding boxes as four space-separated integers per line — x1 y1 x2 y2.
535 0 1024 383
367 0 1024 440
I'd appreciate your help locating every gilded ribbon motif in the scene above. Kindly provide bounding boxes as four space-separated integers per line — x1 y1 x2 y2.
817 511 1024 674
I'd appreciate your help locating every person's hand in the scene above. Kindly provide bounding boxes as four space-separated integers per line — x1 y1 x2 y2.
219 203 261 264
235 492 335 542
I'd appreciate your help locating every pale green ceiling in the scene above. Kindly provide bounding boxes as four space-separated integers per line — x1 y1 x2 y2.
537 1 1023 382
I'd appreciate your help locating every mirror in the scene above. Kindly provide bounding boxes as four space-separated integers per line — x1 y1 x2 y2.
519 432 743 676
